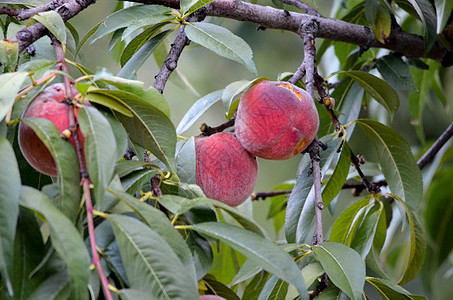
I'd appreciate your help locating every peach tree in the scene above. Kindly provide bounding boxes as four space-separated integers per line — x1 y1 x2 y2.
0 0 452 299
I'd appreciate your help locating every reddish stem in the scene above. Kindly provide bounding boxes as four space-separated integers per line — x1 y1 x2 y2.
83 178 113 300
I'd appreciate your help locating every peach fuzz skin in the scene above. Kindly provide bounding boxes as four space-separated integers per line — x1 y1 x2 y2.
195 132 258 207
18 83 86 177
235 81 319 160
199 295 227 300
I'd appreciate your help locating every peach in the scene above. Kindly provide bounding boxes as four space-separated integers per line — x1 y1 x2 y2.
18 83 86 177
235 81 319 160
195 132 258 207
200 295 227 300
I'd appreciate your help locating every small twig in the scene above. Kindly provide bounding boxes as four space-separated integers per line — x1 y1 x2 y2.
199 118 235 136
51 34 113 300
309 140 324 245
280 0 322 17
0 0 66 21
349 151 380 194
417 121 453 169
251 190 292 200
288 62 306 85
153 25 190 94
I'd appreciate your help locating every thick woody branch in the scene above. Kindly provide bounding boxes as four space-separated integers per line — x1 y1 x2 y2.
12 0 96 52
124 0 452 66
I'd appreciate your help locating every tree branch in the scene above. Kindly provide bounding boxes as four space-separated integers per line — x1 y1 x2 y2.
124 0 452 66
417 121 453 169
12 0 96 52
0 0 67 21
280 0 322 17
153 25 190 93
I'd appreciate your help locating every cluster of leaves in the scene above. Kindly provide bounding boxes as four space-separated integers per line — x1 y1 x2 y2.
0 0 453 299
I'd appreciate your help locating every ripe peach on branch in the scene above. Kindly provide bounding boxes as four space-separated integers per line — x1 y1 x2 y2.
18 83 87 177
235 81 319 160
195 132 258 207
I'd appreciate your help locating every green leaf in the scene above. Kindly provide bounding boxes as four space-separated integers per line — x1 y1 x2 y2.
109 214 199 300
259 276 288 300
27 270 70 300
367 277 427 300
120 289 153 300
350 202 384 258
32 11 66 45
108 189 197 281
21 118 81 220
424 170 453 264
0 137 20 296
121 168 159 194
192 222 309 300
118 30 171 79
376 55 417 91
85 92 133 117
9 208 46 300
19 186 89 300
185 22 257 74
313 242 365 300
408 0 437 51
371 5 391 43
182 0 215 15
176 137 196 184
176 90 222 135
0 72 28 122
435 0 453 32
222 77 267 118
114 160 155 177
329 196 372 245
393 198 426 284
336 71 399 118
322 142 350 207
301 262 325 288
355 120 423 210
158 195 268 237
285 136 341 244
104 90 177 173
78 106 117 207
364 0 379 26
75 21 102 57
0 40 19 72
91 5 173 44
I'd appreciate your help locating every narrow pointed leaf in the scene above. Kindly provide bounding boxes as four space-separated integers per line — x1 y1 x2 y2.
336 71 399 118
158 195 268 237
19 186 89 300
322 142 350 207
376 55 417 91
0 72 28 121
108 189 197 281
394 198 426 284
313 242 365 300
367 277 427 299
91 5 173 43
192 222 308 300
0 137 20 296
355 119 423 210
33 11 66 44
27 271 70 300
185 22 257 74
78 106 117 207
84 92 133 117
182 0 215 15
435 0 453 32
21 118 81 220
408 0 437 51
109 214 199 300
176 90 222 135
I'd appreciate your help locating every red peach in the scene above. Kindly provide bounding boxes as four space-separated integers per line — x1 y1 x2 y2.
235 81 319 160
195 132 258 207
18 83 86 177
200 295 227 300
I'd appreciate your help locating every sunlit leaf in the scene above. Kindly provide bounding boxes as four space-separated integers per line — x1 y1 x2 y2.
0 40 19 72
33 11 66 45
176 90 222 135
192 222 309 300
313 242 365 300
185 22 257 74
435 0 453 33
336 71 399 119
0 72 28 122
355 119 423 210
182 0 215 15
